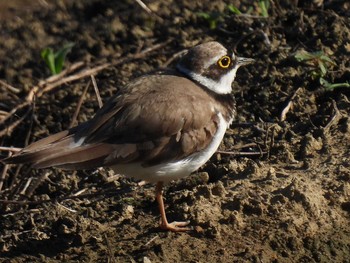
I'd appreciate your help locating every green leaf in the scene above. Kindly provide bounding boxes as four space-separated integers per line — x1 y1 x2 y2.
197 12 211 19
196 11 221 29
258 0 269 17
319 55 336 65
318 62 327 76
41 48 57 75
320 77 350 91
227 4 241 14
54 42 75 74
294 51 314 62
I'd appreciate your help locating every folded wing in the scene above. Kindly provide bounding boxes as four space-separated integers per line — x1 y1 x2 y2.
3 74 223 170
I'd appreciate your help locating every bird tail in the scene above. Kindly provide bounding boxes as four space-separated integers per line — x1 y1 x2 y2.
2 128 114 170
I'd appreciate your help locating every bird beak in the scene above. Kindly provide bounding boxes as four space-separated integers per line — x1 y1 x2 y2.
237 57 255 66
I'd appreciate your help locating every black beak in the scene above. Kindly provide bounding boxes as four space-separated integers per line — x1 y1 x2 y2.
237 57 255 66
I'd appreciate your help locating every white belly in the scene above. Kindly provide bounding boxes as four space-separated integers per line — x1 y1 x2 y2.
111 113 229 183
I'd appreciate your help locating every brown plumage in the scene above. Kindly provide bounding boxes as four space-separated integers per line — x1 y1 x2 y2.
5 72 234 170
3 41 254 231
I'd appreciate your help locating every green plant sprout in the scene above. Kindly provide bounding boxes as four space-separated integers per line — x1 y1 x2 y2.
295 50 349 91
319 78 350 91
198 2 270 29
295 50 335 78
41 42 74 75
258 0 270 17
196 11 222 29
227 4 242 15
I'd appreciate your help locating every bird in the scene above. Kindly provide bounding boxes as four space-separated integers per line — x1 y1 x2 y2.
2 41 254 232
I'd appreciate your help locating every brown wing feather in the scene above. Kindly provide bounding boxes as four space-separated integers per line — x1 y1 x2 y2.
3 72 234 170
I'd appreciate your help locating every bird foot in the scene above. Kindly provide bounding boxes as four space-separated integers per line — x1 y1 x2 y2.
160 220 191 232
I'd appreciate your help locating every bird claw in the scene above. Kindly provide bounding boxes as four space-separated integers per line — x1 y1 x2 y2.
160 220 192 232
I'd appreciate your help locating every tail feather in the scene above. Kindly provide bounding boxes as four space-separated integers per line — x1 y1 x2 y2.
2 128 116 170
33 143 115 169
3 131 74 165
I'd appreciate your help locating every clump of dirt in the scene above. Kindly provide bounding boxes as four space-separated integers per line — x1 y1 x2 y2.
0 0 349 262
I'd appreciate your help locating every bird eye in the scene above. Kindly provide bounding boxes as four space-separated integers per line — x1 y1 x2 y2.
217 56 231 69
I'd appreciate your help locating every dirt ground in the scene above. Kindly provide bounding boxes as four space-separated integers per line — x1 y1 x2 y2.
0 0 349 262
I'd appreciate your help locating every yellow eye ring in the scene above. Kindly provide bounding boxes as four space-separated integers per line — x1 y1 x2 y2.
217 55 231 69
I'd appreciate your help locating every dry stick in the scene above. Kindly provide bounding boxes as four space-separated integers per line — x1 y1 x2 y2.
39 61 85 85
280 87 302 121
134 0 163 22
228 142 260 150
57 202 77 213
23 171 51 199
36 63 110 99
0 101 29 125
0 152 12 191
1 208 40 218
73 188 89 196
27 61 86 102
216 150 267 156
20 177 33 195
69 80 91 128
91 75 103 108
0 110 10 118
0 79 21 94
134 0 154 15
0 107 32 137
9 164 23 189
144 235 159 247
0 146 22 152
0 40 170 137
163 49 188 67
24 98 36 147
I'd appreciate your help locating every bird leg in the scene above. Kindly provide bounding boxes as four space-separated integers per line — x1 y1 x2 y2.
155 181 191 232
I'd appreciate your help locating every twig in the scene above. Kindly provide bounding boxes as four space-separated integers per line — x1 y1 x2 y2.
73 188 89 196
0 146 22 152
163 49 188 67
280 87 302 121
20 177 34 195
0 107 32 137
134 0 163 22
144 235 159 246
216 150 267 156
28 61 86 102
39 61 85 85
57 202 77 213
91 75 103 108
9 164 23 189
226 142 261 150
0 152 12 191
69 80 91 128
0 79 20 94
22 171 51 198
134 0 154 15
24 98 36 147
0 101 29 125
36 63 110 99
1 208 41 217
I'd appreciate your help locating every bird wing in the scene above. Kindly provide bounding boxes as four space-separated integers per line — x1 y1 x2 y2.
4 74 230 170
